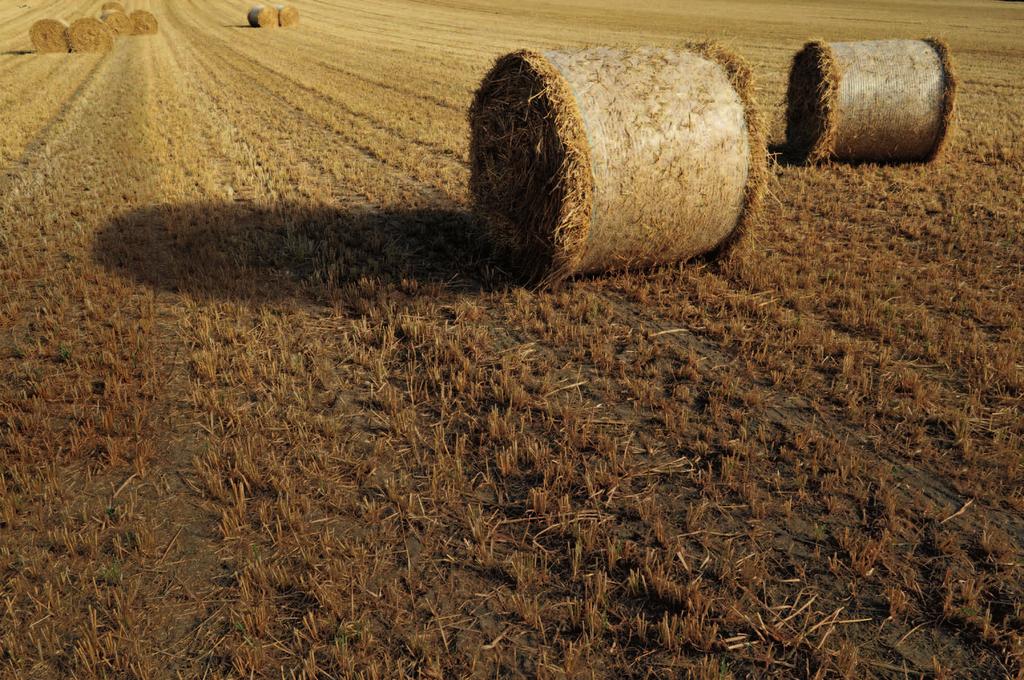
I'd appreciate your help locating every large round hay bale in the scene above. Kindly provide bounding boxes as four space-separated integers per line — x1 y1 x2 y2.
100 10 133 36
129 10 159 35
101 1 125 11
29 19 70 53
786 39 957 164
67 17 114 53
469 45 766 285
275 5 299 27
247 5 279 28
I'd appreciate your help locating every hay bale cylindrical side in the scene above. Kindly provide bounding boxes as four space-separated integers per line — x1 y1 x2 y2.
101 1 126 12
67 17 114 53
248 5 279 28
29 19 70 53
129 10 159 35
100 10 133 36
275 5 299 27
469 45 766 285
786 39 957 163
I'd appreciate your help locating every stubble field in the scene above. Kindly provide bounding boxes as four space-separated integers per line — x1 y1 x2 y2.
1 0 1023 677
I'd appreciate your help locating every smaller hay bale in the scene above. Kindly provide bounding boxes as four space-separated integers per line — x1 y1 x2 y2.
275 5 299 27
129 10 159 35
786 38 957 163
29 18 70 53
101 1 126 11
100 10 133 36
247 5 279 28
67 17 114 53
469 44 766 285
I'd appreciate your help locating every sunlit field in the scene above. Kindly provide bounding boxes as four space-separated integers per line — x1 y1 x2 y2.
1 0 1022 676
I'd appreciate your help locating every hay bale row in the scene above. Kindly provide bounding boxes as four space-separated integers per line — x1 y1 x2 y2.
29 8 158 53
248 5 299 28
469 38 958 284
786 38 957 163
469 44 765 285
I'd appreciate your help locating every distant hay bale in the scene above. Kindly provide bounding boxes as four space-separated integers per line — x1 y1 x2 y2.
247 5 279 28
786 39 957 163
129 10 159 35
67 17 114 53
101 1 125 11
29 19 70 53
275 5 299 27
100 10 133 36
469 45 766 285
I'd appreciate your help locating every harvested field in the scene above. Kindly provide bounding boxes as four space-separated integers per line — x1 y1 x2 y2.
0 0 1022 678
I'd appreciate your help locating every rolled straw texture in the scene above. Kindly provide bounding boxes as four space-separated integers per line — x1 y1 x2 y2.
100 10 133 36
129 10 159 35
786 39 957 163
248 6 279 28
101 2 125 11
275 5 299 27
67 17 114 53
469 45 766 285
29 19 70 53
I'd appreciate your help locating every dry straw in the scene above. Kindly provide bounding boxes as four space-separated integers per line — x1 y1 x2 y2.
786 38 957 163
248 5 279 28
67 17 114 53
129 10 159 35
275 5 299 27
100 10 133 36
29 19 70 53
100 1 125 11
469 44 766 285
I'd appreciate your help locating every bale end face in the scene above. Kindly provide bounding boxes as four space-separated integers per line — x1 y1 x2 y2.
101 1 126 12
785 41 839 164
469 45 766 286
248 6 279 28
29 19 70 53
129 10 159 36
100 11 134 37
275 5 300 27
67 17 114 53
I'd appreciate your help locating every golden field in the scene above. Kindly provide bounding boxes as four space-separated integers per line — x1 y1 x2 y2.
0 0 1022 677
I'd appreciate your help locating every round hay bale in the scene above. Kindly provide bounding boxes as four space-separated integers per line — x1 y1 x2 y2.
247 5 279 28
29 19 70 53
129 10 159 35
100 10 133 36
67 17 114 53
101 1 126 11
275 5 299 27
786 39 957 164
468 45 766 285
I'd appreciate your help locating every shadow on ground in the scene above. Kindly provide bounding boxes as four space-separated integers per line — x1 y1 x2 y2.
94 200 500 304
2 50 34 56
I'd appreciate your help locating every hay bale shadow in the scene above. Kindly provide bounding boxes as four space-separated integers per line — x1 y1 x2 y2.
2 50 35 56
94 200 499 305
